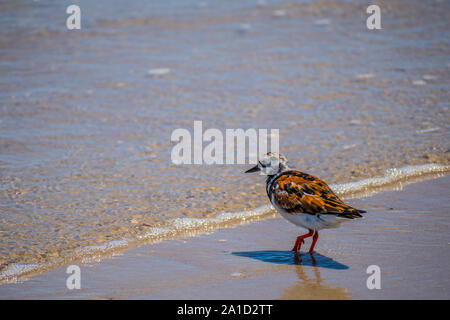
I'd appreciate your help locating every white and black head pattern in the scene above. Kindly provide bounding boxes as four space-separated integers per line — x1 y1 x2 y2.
246 152 289 176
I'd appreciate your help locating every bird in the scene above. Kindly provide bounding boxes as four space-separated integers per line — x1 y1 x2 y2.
245 152 365 254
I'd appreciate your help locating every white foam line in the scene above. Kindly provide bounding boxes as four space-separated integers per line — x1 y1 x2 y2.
416 127 440 134
0 263 39 283
330 163 449 195
76 239 129 254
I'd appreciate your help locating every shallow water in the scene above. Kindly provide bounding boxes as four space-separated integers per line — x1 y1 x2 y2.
0 0 449 281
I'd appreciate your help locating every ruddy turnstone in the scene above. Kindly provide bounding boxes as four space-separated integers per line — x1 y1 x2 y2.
245 152 365 254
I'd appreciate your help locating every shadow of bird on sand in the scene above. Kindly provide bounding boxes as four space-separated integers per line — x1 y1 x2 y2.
232 250 348 270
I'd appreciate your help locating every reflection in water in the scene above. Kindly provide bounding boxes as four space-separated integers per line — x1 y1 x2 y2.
232 251 350 299
280 261 350 300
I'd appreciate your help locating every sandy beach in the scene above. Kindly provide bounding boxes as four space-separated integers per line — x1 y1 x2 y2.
1 174 448 300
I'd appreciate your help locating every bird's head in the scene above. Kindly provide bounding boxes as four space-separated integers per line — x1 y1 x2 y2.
245 152 289 176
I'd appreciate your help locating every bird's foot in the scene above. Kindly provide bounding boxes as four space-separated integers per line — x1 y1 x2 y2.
291 239 305 252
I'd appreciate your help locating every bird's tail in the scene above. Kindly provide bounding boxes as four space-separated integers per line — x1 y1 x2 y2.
337 208 365 219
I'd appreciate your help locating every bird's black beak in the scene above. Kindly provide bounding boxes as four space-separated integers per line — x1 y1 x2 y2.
245 165 260 173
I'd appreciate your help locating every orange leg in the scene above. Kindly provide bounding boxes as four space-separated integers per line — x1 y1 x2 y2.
308 231 319 254
292 229 314 252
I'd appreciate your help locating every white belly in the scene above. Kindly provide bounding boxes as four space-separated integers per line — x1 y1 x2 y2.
273 203 344 231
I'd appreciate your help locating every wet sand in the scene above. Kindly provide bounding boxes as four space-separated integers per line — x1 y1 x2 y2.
1 174 448 299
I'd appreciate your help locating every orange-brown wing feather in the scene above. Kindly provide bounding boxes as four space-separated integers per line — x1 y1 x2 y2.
270 170 364 218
